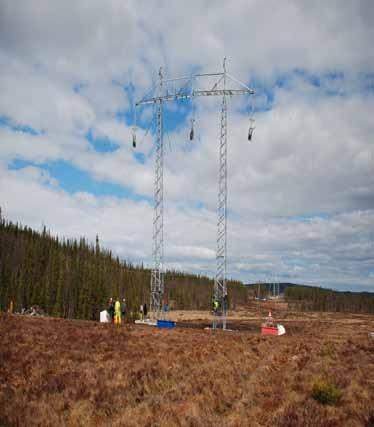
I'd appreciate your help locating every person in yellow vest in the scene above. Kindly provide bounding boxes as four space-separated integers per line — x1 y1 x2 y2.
114 299 121 325
212 298 219 314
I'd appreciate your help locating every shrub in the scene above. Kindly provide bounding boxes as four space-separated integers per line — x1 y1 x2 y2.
319 343 337 360
311 380 342 405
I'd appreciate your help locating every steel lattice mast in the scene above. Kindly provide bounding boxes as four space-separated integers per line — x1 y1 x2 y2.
149 68 165 318
133 59 255 325
213 60 228 329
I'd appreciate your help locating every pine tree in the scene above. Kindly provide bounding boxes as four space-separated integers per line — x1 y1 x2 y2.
53 255 65 317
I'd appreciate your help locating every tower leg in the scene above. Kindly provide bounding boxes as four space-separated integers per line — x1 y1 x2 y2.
150 68 164 319
213 86 228 330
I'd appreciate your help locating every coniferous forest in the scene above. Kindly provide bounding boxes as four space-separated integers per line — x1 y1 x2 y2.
285 285 374 314
0 211 247 320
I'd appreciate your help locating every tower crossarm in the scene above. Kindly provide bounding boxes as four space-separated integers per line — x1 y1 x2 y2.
135 89 254 106
194 89 254 97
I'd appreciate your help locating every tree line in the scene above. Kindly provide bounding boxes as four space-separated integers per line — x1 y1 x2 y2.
0 212 248 320
285 285 374 314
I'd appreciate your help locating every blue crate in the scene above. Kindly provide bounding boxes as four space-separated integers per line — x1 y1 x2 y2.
157 320 175 328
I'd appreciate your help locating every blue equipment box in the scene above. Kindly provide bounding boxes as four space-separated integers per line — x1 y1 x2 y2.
157 320 175 328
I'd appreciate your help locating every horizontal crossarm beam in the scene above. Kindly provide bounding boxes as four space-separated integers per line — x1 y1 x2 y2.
136 89 254 106
194 89 254 97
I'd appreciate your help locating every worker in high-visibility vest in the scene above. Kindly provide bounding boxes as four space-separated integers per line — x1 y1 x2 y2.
114 299 121 324
212 298 219 314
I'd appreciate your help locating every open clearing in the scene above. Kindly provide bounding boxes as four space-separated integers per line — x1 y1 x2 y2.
1 310 374 427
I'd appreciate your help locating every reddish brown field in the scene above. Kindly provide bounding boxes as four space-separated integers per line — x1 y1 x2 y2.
1 310 374 427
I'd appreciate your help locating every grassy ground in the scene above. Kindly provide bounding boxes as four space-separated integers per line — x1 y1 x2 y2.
1 308 374 427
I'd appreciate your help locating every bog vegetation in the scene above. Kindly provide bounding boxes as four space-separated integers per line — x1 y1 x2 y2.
0 210 246 319
1 312 373 426
311 380 342 406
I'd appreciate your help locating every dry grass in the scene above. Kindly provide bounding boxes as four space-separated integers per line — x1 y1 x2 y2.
1 308 374 427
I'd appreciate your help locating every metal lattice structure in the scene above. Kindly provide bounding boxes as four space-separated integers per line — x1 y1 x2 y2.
132 59 255 326
149 68 165 317
269 282 280 298
213 62 228 329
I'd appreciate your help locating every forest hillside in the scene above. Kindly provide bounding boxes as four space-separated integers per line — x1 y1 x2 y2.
0 211 247 319
285 285 374 313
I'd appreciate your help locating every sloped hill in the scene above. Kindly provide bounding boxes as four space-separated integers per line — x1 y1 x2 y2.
0 213 247 319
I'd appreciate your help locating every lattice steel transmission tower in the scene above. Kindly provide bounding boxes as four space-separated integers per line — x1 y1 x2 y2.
132 59 255 325
149 67 165 317
213 60 228 329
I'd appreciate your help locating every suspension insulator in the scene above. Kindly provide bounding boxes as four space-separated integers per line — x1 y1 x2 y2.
248 118 255 141
132 131 137 148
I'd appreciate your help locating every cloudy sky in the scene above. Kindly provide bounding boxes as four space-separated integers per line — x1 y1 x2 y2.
0 0 373 291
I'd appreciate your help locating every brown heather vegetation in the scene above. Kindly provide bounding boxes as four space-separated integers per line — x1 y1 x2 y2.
1 308 374 427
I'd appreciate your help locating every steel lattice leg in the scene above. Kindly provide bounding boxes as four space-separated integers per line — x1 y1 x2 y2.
213 92 228 330
150 69 164 319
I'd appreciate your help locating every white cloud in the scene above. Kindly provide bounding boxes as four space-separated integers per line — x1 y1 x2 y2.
0 56 96 134
0 0 373 290
1 162 373 289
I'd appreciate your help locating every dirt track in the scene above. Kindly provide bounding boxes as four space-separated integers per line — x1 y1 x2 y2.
1 311 374 426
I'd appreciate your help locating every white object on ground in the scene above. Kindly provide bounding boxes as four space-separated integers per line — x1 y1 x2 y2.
135 319 157 326
277 324 286 336
100 310 110 323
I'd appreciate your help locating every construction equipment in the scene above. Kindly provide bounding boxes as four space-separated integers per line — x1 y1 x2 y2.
132 59 255 328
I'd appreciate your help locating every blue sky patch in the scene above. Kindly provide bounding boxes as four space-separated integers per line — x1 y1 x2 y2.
244 68 374 113
116 109 134 127
133 152 146 164
73 81 88 93
129 98 193 137
0 115 41 135
194 201 205 210
9 159 151 202
360 72 374 94
163 98 192 132
293 68 321 87
291 212 332 222
85 129 119 153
